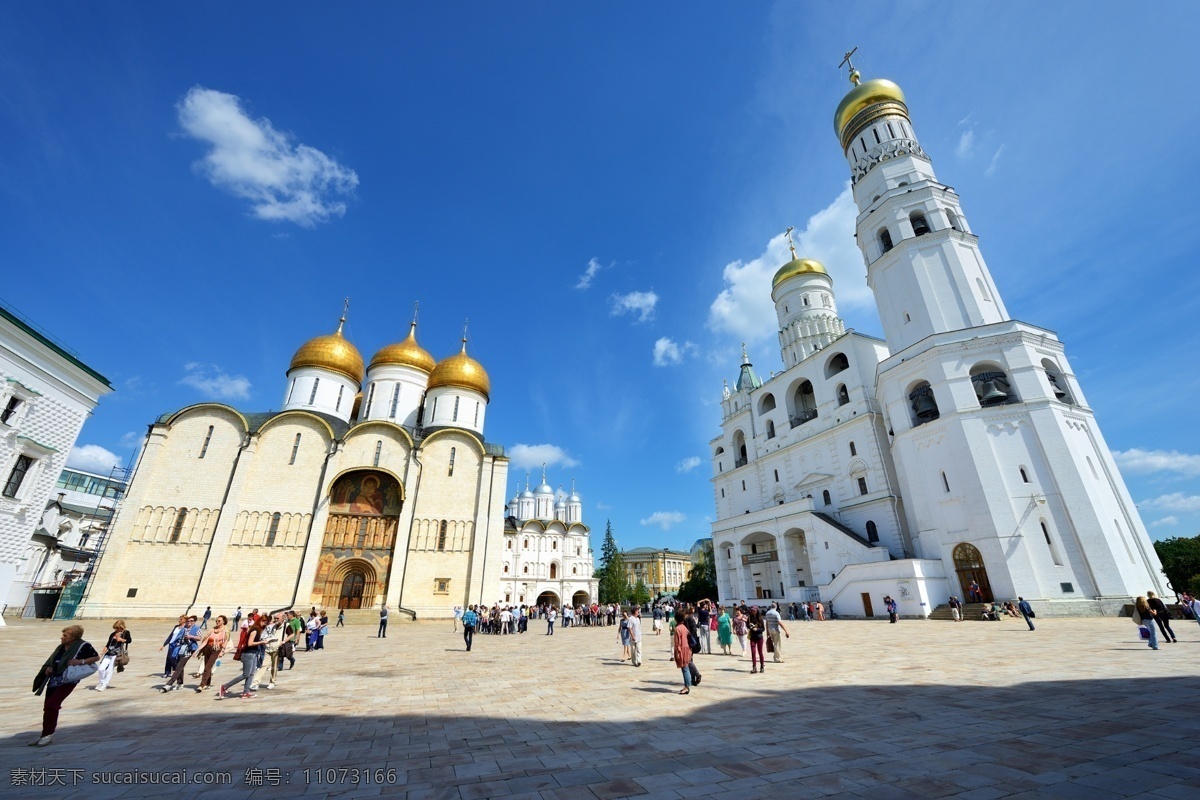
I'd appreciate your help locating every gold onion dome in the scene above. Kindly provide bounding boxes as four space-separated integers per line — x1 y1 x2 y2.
369 322 436 373
772 257 828 289
428 340 491 399
834 75 908 150
288 318 365 383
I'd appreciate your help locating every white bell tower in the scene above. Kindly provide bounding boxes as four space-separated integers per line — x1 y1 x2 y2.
835 51 1168 609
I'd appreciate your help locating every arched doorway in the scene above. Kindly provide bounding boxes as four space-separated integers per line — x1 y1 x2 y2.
536 590 560 609
571 590 590 607
953 542 993 603
549 563 558 580
339 571 366 609
313 469 403 609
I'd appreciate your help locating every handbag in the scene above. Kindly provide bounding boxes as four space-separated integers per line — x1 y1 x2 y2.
766 635 775 653
687 631 700 653
64 662 99 684
114 644 130 671
1137 625 1151 640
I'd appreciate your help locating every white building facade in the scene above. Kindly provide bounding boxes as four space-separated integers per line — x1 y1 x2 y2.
1 305 112 622
711 67 1167 618
501 473 597 608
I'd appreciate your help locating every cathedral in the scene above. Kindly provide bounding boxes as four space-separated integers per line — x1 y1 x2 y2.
81 314 597 619
710 62 1168 617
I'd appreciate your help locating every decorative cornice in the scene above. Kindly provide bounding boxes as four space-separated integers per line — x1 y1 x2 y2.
851 137 928 185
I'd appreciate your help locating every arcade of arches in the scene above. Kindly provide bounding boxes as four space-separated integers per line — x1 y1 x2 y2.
312 470 404 609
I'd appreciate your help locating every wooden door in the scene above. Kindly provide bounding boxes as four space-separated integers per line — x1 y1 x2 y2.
861 592 874 618
339 571 365 609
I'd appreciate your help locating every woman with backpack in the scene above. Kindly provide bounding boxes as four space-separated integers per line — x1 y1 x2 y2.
747 607 766 674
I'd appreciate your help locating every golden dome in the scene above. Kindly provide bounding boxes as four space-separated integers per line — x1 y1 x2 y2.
369 323 436 373
428 340 491 399
772 257 828 289
288 320 364 383
834 77 908 150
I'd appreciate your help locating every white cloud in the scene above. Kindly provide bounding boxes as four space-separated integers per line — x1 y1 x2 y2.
177 86 359 227
708 184 868 345
675 456 702 473
610 290 658 323
1141 493 1200 513
956 128 976 159
179 362 252 400
576 257 608 290
67 444 121 475
595 501 612 510
1114 448 1200 478
653 337 698 366
1149 516 1179 528
640 511 686 530
508 443 580 470
985 144 1006 177
118 431 142 449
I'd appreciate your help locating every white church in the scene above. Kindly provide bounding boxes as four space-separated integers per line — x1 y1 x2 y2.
710 62 1168 618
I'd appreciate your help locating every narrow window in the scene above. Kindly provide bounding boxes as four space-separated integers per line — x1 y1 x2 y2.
1041 522 1062 566
977 277 991 301
822 490 831 505
373 441 382 467
437 520 448 551
904 312 911 323
720 488 725 498
803 295 809 306
453 396 460 422
267 512 281 546
858 477 868 496
285 380 296 404
448 447 456 477
336 385 345 412
289 433 302 465
357 518 369 548
887 122 895 138
523 538 528 549
866 521 879 543
766 420 776 439
308 378 320 405
879 228 894 253
199 425 214 459
390 384 401 418
942 471 950 492
741 480 746 491
1020 467 1030 483
849 441 857 457
3 454 33 498
2 396 23 424
170 508 188 543
366 383 376 416
873 128 881 144
774 469 779 482
859 136 867 151
474 402 480 426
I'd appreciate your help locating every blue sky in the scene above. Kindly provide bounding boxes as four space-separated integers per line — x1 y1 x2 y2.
3 4 1199 553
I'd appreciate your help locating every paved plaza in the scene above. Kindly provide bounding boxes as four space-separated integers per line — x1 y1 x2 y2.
1 614 1199 799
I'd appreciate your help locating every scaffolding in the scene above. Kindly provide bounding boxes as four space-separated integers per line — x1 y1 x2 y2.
52 464 129 619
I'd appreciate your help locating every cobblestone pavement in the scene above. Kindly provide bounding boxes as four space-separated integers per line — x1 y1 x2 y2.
2 615 1199 799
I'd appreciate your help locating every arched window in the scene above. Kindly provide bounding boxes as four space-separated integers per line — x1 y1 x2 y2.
1042 359 1074 404
308 378 320 405
858 477 869 495
792 380 818 426
373 441 382 467
849 441 857 457
452 396 460 422
878 228 894 253
1040 521 1063 566
289 433 302 465
758 393 776 414
523 538 528 549
266 512 281 546
448 447 456 477
524 565 529 574
199 425 214 459
910 210 929 236
1020 467 1030 483
822 490 831 506
942 471 950 492
733 430 748 467
336 385 345 412
909 381 939 424
866 521 879 543
550 563 558 579
389 384 401 418
503 564 509 573
946 209 962 231
976 277 991 302
836 384 849 406
506 539 512 549
170 508 188 543
970 363 1014 407
366 383 377 416
766 420 776 439
573 566 577 575
552 540 557 550
286 379 296 404
824 352 849 378
437 520 448 551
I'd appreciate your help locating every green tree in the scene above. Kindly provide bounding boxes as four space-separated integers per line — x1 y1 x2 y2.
1153 535 1200 597
631 579 651 607
597 520 628 603
676 540 718 604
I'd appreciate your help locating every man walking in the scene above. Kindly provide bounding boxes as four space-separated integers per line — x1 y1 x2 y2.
765 602 790 663
1017 597 1036 631
628 606 643 667
200 606 212 631
232 607 243 631
336 609 344 627
378 604 389 638
949 596 962 622
461 605 478 651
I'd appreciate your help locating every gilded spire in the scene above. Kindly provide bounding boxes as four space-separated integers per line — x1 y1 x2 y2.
336 297 350 335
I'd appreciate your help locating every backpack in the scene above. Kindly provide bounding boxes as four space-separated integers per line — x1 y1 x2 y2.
687 630 701 653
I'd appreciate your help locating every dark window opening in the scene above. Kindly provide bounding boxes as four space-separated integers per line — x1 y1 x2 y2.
866 520 879 543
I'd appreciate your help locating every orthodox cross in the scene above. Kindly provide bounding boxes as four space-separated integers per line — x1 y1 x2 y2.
839 47 861 85
337 297 350 334
784 226 797 259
